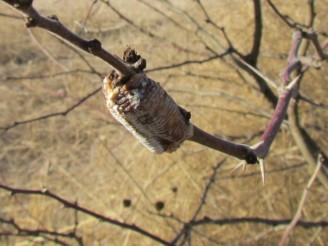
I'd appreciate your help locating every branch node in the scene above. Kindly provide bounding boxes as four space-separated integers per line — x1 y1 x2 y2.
299 56 322 69
41 188 48 194
88 39 102 54
133 58 147 72
12 0 33 10
245 150 258 164
48 14 59 21
25 17 36 27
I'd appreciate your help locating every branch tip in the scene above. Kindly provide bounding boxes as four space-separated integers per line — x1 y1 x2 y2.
286 75 301 91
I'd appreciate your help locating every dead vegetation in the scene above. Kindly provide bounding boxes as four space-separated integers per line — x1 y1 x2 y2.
0 0 327 245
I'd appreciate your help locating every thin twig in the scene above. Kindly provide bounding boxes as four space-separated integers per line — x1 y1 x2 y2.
288 98 328 189
0 87 102 132
27 28 68 71
267 0 309 30
298 93 328 110
192 216 328 228
302 31 328 60
0 11 20 19
279 154 325 246
81 0 98 32
0 183 170 245
1 69 96 81
1 0 134 76
146 51 230 73
0 217 83 246
99 0 201 55
170 159 226 245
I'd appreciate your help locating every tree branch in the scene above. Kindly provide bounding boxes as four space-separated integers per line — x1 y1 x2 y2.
267 0 311 30
279 154 325 246
189 126 257 164
288 96 328 189
0 87 102 132
0 217 83 246
189 28 327 185
170 159 226 245
0 183 169 245
192 216 328 228
245 0 262 66
189 31 304 162
1 0 135 77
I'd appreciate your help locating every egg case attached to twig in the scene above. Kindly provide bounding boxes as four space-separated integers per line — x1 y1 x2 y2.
103 48 193 153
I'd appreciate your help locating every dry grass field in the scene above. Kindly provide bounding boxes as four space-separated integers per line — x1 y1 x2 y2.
0 0 327 245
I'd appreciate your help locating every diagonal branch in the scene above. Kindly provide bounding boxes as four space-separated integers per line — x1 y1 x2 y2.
268 0 317 31
279 154 325 246
302 31 328 60
0 217 83 246
251 32 303 159
1 0 134 77
189 126 257 164
189 29 327 177
146 51 232 73
170 159 226 245
0 183 170 245
0 87 102 132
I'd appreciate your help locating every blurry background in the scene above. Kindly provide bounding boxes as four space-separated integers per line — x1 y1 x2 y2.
0 0 327 245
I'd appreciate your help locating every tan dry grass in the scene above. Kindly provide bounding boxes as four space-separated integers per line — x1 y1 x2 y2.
0 0 327 245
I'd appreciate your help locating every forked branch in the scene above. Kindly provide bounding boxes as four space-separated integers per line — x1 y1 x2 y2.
0 183 169 245
190 31 303 160
190 29 327 182
2 0 327 183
